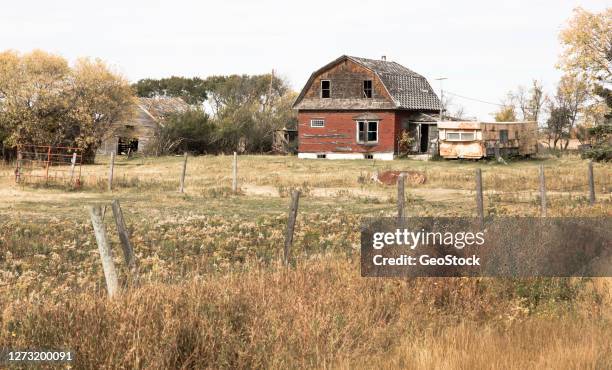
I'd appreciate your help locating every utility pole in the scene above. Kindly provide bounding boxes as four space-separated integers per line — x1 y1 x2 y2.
435 77 447 121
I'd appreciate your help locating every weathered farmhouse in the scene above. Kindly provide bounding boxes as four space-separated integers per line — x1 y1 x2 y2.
97 97 189 156
293 55 441 160
437 121 538 159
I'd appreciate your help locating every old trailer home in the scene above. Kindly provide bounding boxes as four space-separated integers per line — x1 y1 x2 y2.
437 121 538 159
293 55 441 160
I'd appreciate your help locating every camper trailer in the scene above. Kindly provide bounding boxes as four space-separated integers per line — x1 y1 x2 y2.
437 121 538 159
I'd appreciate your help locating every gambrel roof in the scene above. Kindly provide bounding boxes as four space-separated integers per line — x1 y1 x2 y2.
293 55 441 111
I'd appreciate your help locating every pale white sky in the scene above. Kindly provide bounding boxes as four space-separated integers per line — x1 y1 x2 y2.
1 0 608 120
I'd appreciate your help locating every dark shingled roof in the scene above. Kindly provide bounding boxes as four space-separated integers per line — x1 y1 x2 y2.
293 55 441 111
348 56 441 110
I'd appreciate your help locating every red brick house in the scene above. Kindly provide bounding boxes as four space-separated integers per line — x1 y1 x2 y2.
293 55 442 160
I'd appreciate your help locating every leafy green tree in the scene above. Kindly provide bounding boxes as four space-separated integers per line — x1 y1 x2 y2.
133 76 208 105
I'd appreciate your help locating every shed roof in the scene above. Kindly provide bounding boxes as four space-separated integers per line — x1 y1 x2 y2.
293 55 441 111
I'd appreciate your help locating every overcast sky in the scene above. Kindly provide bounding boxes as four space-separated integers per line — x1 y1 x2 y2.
1 0 608 120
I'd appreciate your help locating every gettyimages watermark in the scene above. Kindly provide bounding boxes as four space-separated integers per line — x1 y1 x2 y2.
361 217 612 277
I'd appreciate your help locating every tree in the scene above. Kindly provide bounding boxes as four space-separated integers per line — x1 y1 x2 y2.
556 74 589 149
559 7 612 86
545 104 571 149
0 50 134 161
509 80 545 122
133 76 208 105
558 7 612 128
494 97 518 122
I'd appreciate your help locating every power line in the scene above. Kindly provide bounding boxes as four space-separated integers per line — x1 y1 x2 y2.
444 91 506 107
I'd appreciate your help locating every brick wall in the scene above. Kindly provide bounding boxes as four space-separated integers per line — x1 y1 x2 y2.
298 111 397 153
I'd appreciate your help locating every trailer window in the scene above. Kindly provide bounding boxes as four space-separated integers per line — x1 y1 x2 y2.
446 132 460 140
446 131 475 141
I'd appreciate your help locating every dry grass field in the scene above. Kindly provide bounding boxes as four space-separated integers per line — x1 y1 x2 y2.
1 154 611 369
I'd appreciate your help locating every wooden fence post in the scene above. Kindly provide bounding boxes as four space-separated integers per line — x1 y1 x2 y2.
232 152 238 193
15 151 22 183
88 205 119 298
111 200 137 281
179 152 188 193
539 164 547 217
397 173 405 219
108 152 115 192
475 168 484 224
284 190 300 266
588 161 595 205
70 152 77 185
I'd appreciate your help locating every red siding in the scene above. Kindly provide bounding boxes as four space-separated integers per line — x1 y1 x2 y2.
298 111 398 153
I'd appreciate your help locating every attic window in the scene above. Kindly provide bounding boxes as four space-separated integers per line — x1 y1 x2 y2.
321 80 330 98
363 80 372 98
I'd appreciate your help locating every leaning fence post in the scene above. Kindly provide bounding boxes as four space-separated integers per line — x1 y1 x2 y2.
588 161 595 205
475 168 484 225
284 190 300 266
88 205 119 298
108 152 115 192
179 152 188 193
111 200 137 282
232 152 238 194
397 173 405 219
539 164 547 217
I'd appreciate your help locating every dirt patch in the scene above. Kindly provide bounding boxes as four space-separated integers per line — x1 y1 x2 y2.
372 171 426 186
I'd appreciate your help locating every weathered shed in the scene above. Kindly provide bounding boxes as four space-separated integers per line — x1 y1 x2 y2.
97 97 189 156
437 121 538 159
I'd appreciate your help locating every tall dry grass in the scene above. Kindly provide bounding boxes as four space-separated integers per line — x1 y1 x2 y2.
2 257 610 369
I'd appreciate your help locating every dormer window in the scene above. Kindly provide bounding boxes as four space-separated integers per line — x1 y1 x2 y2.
363 80 372 98
321 80 330 98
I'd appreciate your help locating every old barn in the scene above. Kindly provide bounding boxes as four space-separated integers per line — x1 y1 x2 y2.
293 55 442 160
97 97 189 156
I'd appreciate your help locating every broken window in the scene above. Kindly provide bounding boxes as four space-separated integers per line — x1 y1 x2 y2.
357 121 378 143
310 119 325 128
321 80 330 98
499 130 508 144
363 80 372 98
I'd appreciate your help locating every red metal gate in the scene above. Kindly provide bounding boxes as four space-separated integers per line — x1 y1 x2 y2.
15 145 83 187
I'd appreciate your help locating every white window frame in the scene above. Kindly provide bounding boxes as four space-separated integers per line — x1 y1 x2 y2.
356 120 379 144
446 131 476 141
321 80 331 98
310 119 325 128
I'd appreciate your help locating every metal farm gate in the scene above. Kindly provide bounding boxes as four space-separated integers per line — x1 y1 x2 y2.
15 145 83 187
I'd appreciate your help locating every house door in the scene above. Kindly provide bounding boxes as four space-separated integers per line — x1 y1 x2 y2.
420 124 429 153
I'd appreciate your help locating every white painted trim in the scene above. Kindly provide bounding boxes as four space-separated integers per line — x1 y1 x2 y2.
298 152 394 161
355 120 379 144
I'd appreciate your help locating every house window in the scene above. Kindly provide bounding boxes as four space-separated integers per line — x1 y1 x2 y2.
363 80 372 98
446 131 476 141
317 154 326 159
364 154 374 159
321 80 330 98
499 130 508 144
310 119 325 128
357 121 378 144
